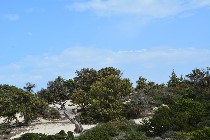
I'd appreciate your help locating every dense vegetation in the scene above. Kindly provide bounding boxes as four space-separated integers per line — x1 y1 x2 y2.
0 85 48 125
0 66 210 139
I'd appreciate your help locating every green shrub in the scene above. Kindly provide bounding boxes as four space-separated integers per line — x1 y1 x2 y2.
142 99 206 137
191 128 210 140
14 133 48 140
123 92 153 119
71 67 132 124
76 120 148 140
171 99 205 131
162 131 191 140
147 106 172 136
14 130 74 140
197 120 210 128
0 123 11 134
76 122 119 140
0 84 48 125
122 122 148 140
43 107 61 120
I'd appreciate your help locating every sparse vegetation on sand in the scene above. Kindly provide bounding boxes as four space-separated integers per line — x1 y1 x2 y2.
1 67 210 140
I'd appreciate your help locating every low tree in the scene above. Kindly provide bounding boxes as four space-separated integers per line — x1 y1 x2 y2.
135 76 160 94
0 84 48 125
167 70 180 88
0 85 22 123
47 76 71 102
74 68 98 93
37 76 75 103
184 67 210 102
135 76 148 92
71 67 133 123
143 99 205 136
87 76 132 122
167 70 190 94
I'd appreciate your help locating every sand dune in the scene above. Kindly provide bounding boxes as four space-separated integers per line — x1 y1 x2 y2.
1 100 150 139
11 119 95 139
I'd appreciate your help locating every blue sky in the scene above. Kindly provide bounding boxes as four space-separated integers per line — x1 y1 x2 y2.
0 0 210 91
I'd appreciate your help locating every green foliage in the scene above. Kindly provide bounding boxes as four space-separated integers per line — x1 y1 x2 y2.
167 70 190 95
74 68 98 92
14 130 74 140
113 121 148 140
146 106 172 136
37 76 75 103
0 123 11 135
123 92 153 119
184 67 210 102
98 67 121 78
87 76 132 122
136 76 165 94
172 98 205 131
20 93 48 124
47 76 74 102
73 67 123 93
76 122 118 140
191 128 210 140
14 133 47 140
0 84 48 125
71 88 87 112
135 76 169 106
0 85 24 122
167 70 181 88
43 107 61 120
162 131 191 140
151 90 182 106
1 66 210 139
129 78 170 119
143 99 206 137
76 120 148 140
135 76 148 92
71 67 132 123
36 88 51 102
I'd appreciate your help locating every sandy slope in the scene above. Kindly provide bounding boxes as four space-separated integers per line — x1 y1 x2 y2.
10 120 95 139
0 100 95 139
1 100 151 139
9 118 149 139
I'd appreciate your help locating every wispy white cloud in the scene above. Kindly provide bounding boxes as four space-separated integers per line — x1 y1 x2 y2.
66 0 210 36
0 46 209 89
3 14 20 21
67 0 210 18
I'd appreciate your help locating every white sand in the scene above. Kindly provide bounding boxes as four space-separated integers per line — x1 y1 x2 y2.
132 117 151 124
9 100 95 139
11 120 95 139
0 117 5 123
3 100 152 139
0 113 24 124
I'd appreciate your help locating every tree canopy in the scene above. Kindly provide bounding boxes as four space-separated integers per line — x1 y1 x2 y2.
1 66 210 139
